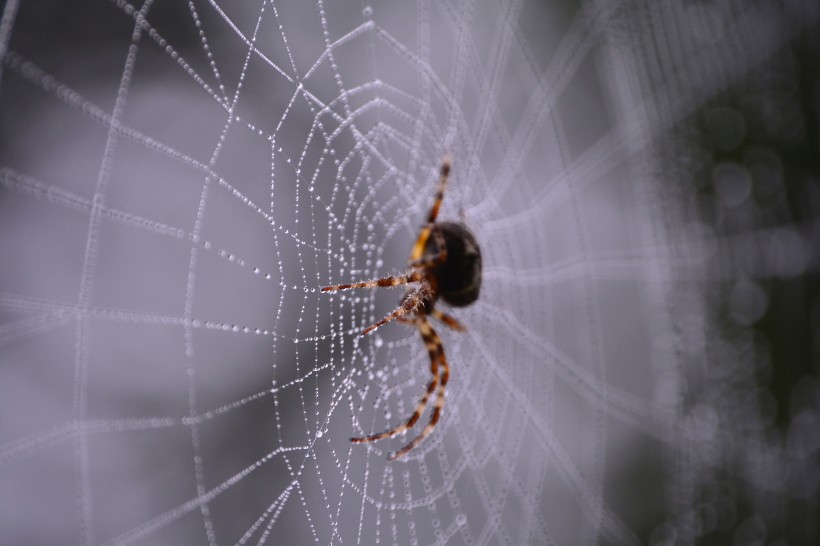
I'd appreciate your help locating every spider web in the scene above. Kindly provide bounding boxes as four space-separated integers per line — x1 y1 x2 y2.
1 0 819 544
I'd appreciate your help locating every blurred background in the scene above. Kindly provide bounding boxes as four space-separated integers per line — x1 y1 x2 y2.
0 0 818 544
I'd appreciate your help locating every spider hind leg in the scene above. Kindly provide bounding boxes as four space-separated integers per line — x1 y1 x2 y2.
388 319 449 460
351 320 449 461
351 318 441 446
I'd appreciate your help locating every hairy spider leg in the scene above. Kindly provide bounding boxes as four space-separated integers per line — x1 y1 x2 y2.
432 308 466 331
408 226 447 269
351 317 440 446
428 156 451 224
321 270 423 293
388 319 450 461
360 285 433 336
410 157 451 263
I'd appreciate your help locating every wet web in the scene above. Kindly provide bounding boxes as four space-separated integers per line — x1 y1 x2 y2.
1 0 819 544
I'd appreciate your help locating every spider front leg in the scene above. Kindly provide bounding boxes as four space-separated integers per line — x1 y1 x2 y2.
427 156 451 224
408 225 447 269
360 284 433 336
321 270 422 293
410 158 451 262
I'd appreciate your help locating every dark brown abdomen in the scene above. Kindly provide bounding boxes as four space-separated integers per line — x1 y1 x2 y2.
429 222 482 307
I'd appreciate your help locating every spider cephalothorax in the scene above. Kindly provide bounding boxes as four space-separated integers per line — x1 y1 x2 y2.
322 157 482 460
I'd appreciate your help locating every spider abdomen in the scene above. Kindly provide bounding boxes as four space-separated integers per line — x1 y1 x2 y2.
429 221 482 307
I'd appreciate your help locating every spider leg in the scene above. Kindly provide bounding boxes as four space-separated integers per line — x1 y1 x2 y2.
431 309 466 332
321 270 422 292
408 225 447 268
360 285 431 336
427 156 451 224
410 157 451 262
351 318 440 445
388 319 449 460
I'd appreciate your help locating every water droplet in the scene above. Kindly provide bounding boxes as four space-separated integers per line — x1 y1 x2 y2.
688 404 719 441
706 107 746 152
315 430 324 438
733 515 767 546
728 280 768 325
765 228 812 278
363 6 373 17
649 522 677 546
713 162 751 208
745 148 782 199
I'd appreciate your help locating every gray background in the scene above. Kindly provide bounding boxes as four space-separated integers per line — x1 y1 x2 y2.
1 1 818 544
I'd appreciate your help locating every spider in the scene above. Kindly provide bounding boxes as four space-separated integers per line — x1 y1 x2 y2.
322 157 482 460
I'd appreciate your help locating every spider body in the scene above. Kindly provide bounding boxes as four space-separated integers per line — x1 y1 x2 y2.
427 221 482 308
322 158 481 460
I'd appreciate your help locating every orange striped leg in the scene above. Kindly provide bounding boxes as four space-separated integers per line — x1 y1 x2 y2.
427 157 451 224
321 270 422 292
401 309 464 332
360 285 432 336
351 318 440 445
410 158 451 262
388 320 449 460
409 226 447 268
432 309 466 332
410 224 433 264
